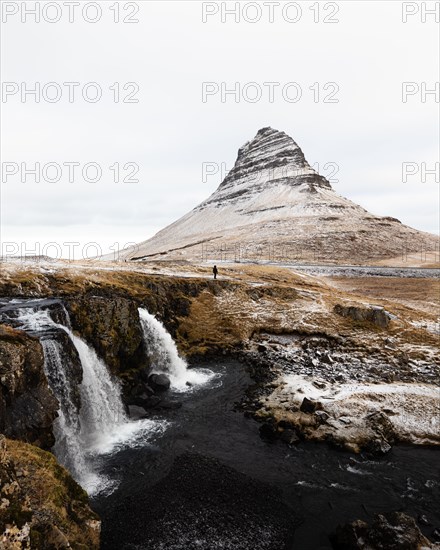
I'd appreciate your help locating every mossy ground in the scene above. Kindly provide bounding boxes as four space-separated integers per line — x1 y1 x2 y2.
0 437 100 549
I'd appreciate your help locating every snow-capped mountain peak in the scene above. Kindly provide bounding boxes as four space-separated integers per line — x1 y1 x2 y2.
104 128 438 264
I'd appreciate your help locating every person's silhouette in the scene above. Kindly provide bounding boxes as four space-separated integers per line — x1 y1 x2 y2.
213 265 218 279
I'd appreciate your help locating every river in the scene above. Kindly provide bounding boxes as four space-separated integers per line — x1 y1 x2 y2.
92 360 440 549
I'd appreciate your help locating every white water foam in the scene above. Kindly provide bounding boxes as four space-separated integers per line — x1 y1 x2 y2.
138 308 218 392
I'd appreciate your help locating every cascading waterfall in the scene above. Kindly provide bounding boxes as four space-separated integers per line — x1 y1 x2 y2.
138 308 217 391
14 304 166 495
0 300 217 495
40 337 87 481
64 329 127 452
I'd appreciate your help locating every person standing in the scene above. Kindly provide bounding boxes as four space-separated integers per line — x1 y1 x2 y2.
213 265 218 279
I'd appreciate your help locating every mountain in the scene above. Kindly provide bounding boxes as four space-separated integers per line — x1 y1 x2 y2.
113 127 438 264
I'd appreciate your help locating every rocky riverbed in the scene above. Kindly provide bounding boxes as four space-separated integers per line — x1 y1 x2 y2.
237 330 439 453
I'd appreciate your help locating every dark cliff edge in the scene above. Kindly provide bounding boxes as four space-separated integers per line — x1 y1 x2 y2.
0 325 58 449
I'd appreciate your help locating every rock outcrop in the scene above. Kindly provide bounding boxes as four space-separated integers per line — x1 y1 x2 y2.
0 325 58 450
66 295 146 376
0 436 100 549
334 303 392 328
330 512 440 549
108 127 438 264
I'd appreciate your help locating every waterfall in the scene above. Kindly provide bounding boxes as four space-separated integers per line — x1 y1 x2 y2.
40 337 87 482
14 304 166 495
64 329 127 452
138 308 217 391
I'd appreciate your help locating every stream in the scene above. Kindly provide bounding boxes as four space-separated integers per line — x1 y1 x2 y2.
92 360 440 550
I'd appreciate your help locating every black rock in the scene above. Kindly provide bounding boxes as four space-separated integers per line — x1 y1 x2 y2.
257 344 267 353
148 373 171 392
315 410 330 424
140 395 162 409
259 421 278 441
367 438 392 456
300 397 322 413
278 419 294 429
321 353 333 364
131 391 157 408
330 512 434 549
366 412 396 445
127 405 148 419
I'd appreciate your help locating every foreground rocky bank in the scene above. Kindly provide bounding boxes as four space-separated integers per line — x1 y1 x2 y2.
0 436 100 549
0 260 438 547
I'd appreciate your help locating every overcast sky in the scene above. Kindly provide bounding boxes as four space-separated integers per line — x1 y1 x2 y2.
1 0 439 260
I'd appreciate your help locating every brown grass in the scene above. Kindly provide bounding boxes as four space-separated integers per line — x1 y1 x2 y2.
328 277 440 315
1 262 438 356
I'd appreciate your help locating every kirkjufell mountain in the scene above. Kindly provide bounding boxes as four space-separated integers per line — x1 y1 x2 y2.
117 127 438 264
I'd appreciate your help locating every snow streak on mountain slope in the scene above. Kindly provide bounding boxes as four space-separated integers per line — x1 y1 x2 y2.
110 127 438 264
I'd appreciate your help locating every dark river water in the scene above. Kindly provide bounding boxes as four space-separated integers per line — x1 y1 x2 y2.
92 360 440 550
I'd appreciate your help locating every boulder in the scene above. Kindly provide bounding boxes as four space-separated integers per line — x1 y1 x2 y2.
367 438 392 456
126 383 155 402
131 389 157 408
315 410 330 424
300 397 322 413
330 512 438 549
127 405 148 419
142 395 163 409
366 411 396 445
334 304 392 328
148 373 171 392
